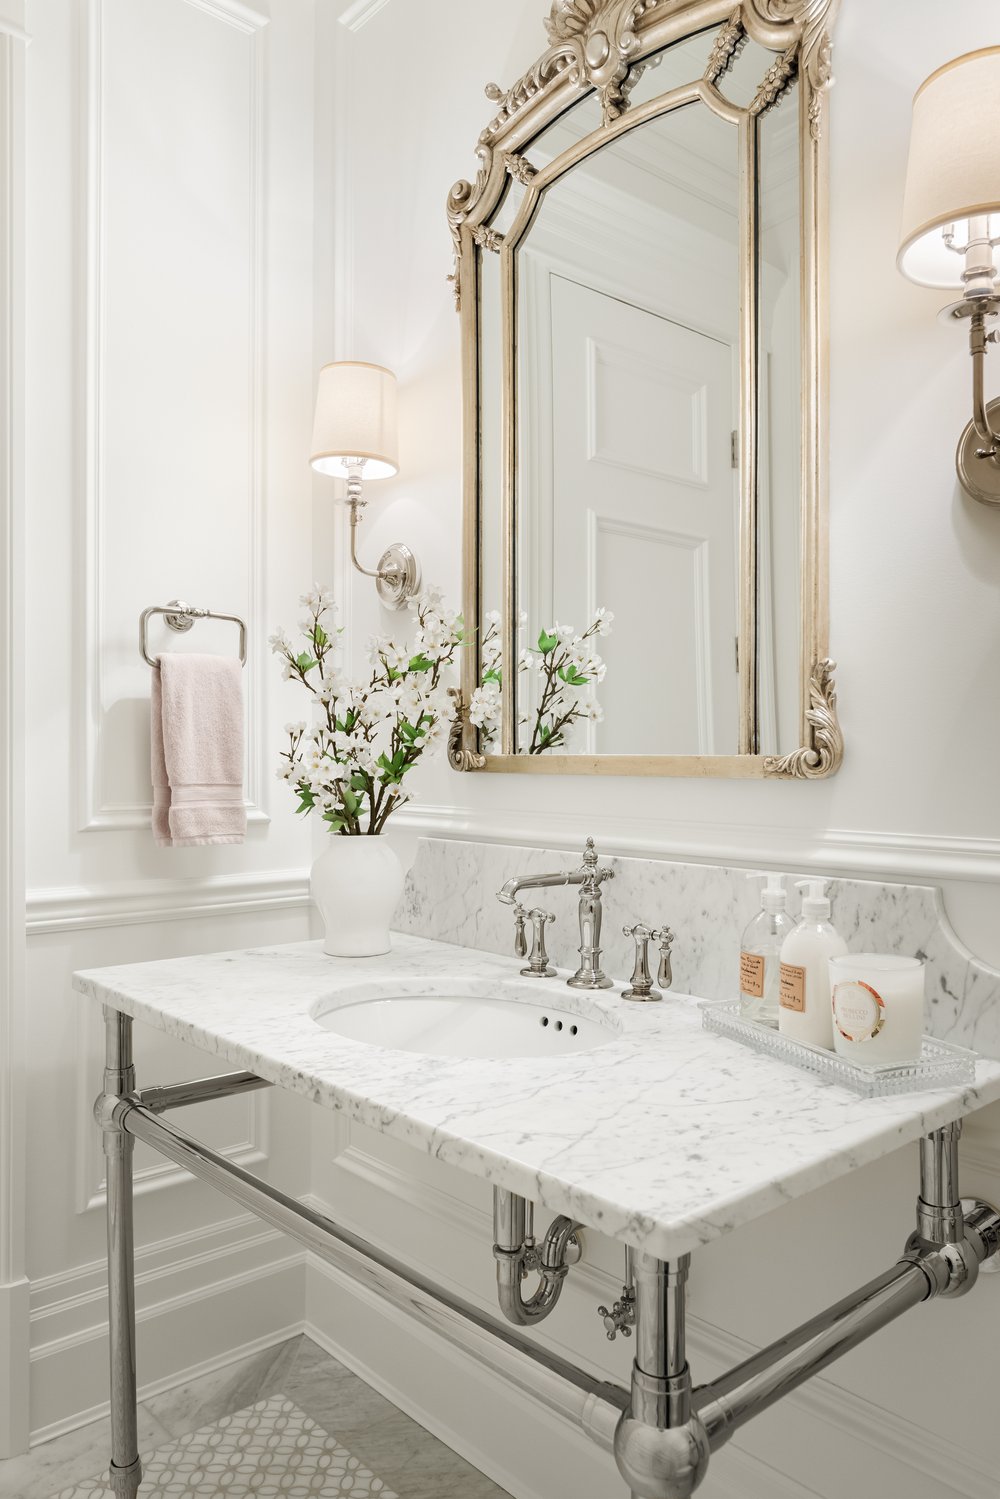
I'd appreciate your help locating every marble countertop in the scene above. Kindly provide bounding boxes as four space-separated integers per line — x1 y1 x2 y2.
74 934 1000 1260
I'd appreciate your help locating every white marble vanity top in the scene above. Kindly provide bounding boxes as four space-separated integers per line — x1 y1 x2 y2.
74 934 1000 1260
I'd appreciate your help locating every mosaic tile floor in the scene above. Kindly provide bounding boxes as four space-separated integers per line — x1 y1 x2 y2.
51 1396 397 1499
0 1336 510 1499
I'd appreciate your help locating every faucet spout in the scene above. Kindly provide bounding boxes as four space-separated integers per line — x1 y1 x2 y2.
497 870 581 907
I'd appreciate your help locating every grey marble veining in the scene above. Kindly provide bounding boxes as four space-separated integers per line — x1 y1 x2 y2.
75 932 1000 1262
395 838 1000 1060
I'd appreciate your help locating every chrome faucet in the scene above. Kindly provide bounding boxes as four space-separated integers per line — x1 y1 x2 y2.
497 837 615 990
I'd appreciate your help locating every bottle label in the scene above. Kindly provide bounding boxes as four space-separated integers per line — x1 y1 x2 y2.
779 962 806 1012
832 980 885 1042
740 951 765 998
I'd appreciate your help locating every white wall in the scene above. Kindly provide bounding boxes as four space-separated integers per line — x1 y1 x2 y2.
11 0 323 1448
306 6 1000 1498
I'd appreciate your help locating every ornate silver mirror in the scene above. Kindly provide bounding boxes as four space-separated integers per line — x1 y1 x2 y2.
448 0 842 779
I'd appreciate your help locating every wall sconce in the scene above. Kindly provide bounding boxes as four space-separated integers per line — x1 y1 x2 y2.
309 361 421 608
898 47 1000 506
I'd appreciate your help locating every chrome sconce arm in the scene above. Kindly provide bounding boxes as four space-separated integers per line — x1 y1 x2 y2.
940 294 1000 504
344 460 421 610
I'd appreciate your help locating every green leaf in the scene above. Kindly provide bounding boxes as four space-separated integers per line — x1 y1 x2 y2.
349 772 369 792
558 666 588 687
313 623 328 648
295 652 318 673
322 811 346 830
482 668 502 685
539 722 552 744
407 653 434 673
342 787 362 818
537 629 558 655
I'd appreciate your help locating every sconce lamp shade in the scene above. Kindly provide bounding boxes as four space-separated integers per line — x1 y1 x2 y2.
310 361 399 480
898 47 1000 289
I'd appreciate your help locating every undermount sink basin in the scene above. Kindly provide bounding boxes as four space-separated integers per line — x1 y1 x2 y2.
310 978 620 1059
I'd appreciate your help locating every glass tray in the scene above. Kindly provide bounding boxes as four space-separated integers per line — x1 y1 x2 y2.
700 1000 978 1098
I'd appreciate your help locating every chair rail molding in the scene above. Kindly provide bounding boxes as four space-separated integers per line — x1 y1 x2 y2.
25 866 310 934
395 800 1000 886
0 8 29 1459
77 0 270 833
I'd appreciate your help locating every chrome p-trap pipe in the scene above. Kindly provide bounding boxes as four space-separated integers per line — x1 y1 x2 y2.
117 1099 627 1449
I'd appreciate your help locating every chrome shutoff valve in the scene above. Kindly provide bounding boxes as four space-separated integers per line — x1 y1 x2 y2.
597 1284 636 1341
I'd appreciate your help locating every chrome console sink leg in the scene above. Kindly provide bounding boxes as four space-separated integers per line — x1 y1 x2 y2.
97 1008 142 1498
613 1252 710 1499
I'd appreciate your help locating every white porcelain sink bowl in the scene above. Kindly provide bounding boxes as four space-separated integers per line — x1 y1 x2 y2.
310 978 620 1059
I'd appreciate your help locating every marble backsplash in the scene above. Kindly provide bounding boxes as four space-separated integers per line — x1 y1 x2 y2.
396 837 1000 1061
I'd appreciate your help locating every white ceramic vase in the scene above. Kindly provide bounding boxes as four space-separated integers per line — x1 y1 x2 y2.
310 834 405 958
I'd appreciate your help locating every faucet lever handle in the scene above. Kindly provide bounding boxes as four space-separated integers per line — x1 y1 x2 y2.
622 923 660 1002
522 908 556 978
651 926 675 991
513 904 528 960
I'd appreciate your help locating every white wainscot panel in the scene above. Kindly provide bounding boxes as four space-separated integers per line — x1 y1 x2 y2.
81 0 268 831
76 995 269 1215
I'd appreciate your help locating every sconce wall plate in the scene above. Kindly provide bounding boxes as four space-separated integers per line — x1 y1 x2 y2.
374 542 421 609
957 403 1000 507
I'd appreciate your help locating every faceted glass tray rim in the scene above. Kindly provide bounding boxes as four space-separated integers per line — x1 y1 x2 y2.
700 1000 978 1097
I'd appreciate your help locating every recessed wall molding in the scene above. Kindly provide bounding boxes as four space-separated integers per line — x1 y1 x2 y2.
77 0 269 833
338 0 393 33
179 0 269 34
395 800 1000 886
0 15 28 1459
25 867 310 934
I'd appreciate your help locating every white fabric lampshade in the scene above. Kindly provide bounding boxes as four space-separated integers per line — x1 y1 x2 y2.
898 47 1000 289
310 361 399 480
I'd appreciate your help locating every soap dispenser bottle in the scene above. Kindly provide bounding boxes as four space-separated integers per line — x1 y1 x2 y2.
739 873 796 1028
777 879 847 1049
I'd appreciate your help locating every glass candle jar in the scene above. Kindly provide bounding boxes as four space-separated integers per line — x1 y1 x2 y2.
829 954 925 1067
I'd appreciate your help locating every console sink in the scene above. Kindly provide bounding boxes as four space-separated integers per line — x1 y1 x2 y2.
310 978 619 1059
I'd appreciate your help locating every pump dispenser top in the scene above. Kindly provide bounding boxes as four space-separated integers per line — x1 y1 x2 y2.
755 871 788 914
797 878 831 920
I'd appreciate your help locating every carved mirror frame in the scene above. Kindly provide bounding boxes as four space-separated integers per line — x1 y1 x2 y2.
447 0 843 780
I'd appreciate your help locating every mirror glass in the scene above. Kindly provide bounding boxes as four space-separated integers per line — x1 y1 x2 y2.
517 99 742 757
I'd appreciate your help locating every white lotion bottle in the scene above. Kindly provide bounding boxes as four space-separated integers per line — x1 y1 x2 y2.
739 873 796 1028
777 879 847 1049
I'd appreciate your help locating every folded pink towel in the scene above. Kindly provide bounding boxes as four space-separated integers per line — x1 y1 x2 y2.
151 653 247 847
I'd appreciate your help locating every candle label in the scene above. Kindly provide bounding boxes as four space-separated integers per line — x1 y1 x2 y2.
779 963 806 1012
832 980 886 1042
740 952 765 998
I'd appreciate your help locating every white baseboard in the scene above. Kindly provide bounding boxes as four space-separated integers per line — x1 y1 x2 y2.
0 1276 30 1457
29 1214 306 1444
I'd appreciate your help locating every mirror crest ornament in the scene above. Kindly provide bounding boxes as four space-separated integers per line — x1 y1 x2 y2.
448 0 843 779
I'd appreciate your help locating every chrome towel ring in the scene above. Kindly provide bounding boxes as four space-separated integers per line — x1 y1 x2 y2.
139 600 248 669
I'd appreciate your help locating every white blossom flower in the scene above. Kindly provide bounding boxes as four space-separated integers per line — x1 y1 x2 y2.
300 584 337 611
284 720 306 736
469 681 502 727
268 628 292 655
594 607 614 637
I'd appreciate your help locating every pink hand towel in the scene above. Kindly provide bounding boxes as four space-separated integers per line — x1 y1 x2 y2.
150 653 247 847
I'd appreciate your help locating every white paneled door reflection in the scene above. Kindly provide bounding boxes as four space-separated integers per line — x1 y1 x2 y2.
543 274 737 756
